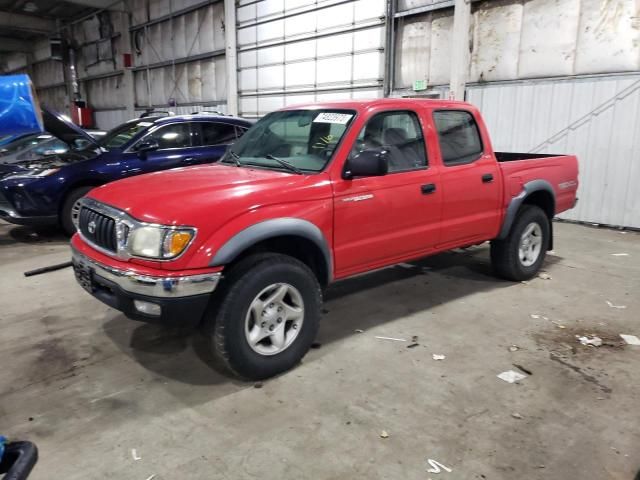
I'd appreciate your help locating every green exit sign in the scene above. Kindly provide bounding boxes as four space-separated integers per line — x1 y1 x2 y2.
413 79 427 91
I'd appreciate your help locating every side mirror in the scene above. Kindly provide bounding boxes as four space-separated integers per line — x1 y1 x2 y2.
343 148 389 179
135 139 160 153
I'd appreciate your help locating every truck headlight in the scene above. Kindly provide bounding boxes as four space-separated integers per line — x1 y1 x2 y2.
127 226 195 259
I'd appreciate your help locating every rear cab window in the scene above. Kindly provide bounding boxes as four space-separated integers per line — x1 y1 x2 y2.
433 110 483 166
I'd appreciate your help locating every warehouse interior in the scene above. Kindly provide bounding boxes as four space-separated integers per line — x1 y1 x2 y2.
1 0 639 479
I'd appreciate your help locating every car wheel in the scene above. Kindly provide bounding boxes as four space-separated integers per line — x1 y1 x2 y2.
204 253 322 380
490 205 550 281
61 186 94 236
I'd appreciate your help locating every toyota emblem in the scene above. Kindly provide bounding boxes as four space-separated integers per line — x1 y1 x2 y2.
87 220 96 234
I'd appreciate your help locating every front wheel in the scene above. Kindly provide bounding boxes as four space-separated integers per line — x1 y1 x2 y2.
204 253 322 380
490 205 550 281
61 186 95 236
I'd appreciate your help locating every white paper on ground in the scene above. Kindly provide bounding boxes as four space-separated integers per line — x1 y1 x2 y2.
620 334 640 346
497 370 527 383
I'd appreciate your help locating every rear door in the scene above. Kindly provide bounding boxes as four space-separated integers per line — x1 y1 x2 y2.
188 121 241 164
333 109 442 277
432 109 501 246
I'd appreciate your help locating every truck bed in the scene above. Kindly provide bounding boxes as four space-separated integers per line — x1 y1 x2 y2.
495 152 561 162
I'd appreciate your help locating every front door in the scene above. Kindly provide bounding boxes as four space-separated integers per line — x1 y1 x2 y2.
121 122 197 177
332 110 442 279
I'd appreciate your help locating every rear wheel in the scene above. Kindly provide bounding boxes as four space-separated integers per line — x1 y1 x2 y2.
61 186 94 236
491 205 550 281
204 253 321 380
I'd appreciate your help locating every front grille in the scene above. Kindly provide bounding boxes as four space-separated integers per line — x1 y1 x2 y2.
79 207 117 253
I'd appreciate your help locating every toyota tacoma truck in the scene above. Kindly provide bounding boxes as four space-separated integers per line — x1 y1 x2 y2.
71 98 579 380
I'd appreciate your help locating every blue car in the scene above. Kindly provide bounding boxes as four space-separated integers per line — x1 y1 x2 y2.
0 108 252 234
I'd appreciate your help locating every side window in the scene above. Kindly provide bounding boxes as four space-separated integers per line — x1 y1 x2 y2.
433 110 483 166
145 123 192 150
351 111 427 173
235 126 249 138
200 122 237 145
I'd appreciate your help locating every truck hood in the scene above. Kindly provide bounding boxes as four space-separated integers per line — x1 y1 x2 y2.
88 163 332 226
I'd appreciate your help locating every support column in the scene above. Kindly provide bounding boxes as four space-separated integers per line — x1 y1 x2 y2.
224 0 238 116
449 0 471 101
123 7 136 119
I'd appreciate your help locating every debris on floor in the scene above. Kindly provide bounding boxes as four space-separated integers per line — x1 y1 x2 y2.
375 336 407 342
254 382 264 389
606 300 627 309
513 364 533 375
619 334 640 346
610 253 629 256
497 370 527 383
131 449 141 461
354 329 364 333
551 320 566 329
530 314 541 319
511 412 524 419
145 475 156 480
380 430 389 438
508 345 520 352
577 335 603 347
432 354 446 361
538 272 552 280
407 342 419 349
426 458 452 474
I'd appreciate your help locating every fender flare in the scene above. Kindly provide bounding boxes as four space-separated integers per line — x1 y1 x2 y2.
210 217 333 280
497 179 555 239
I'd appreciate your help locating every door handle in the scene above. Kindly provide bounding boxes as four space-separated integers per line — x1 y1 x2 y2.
421 183 436 195
482 173 494 183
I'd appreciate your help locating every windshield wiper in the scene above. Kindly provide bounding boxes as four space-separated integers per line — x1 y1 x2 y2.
225 149 242 167
265 154 303 174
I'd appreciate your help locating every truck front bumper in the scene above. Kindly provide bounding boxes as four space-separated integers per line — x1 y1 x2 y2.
71 248 221 328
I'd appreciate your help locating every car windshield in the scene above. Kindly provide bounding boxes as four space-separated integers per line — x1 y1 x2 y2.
99 120 154 149
222 109 356 173
0 134 53 155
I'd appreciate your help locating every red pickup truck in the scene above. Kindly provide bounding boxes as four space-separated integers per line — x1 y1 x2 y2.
71 99 578 379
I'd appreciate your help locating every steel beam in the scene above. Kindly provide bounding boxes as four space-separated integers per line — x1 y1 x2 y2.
0 37 31 52
0 11 55 34
62 0 116 7
449 0 471 100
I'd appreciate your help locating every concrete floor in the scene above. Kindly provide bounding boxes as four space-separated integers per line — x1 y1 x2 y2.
1 220 639 479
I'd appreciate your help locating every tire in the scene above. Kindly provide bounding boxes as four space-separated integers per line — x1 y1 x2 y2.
204 253 322 380
490 205 550 281
61 186 94 236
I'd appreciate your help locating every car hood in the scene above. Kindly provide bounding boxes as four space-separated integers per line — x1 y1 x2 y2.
88 163 332 227
42 105 101 149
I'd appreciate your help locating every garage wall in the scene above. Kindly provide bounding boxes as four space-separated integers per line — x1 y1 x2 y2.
468 74 640 229
236 0 387 118
393 0 640 92
130 0 227 110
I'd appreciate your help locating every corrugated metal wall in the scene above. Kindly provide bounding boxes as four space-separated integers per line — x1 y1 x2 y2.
468 74 640 229
393 0 640 93
236 0 387 118
130 0 227 109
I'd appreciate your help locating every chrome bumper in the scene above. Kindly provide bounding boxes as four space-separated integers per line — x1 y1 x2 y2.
71 249 221 298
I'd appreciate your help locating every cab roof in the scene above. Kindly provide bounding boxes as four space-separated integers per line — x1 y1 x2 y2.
280 97 473 112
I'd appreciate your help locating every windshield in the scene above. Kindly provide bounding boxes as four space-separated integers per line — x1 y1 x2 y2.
0 134 53 155
99 120 154 149
222 109 356 173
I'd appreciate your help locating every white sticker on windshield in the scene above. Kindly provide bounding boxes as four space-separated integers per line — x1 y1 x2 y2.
313 112 353 124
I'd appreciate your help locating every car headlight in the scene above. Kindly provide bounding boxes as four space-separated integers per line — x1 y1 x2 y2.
5 168 61 180
127 226 195 259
